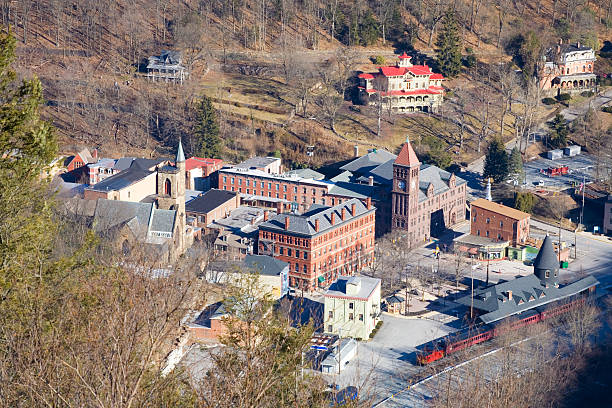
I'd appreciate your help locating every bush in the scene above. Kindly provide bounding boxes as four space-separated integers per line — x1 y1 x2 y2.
376 320 383 329
370 55 386 65
580 91 594 97
556 93 571 101
462 53 477 68
542 97 558 105
602 106 612 113
600 51 612 59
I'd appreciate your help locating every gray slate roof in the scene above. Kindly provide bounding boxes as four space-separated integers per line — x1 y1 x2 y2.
186 189 237 214
340 149 396 175
89 158 166 192
242 255 288 276
285 168 325 180
235 156 279 170
259 198 375 237
325 276 381 300
456 273 598 324
533 235 560 272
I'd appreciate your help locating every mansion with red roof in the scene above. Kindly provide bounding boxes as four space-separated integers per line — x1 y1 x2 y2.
358 53 445 113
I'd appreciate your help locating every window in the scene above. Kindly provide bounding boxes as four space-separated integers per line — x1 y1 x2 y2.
287 248 292 257
276 183 280 190
268 183 272 189
294 186 297 193
359 314 364 321
304 252 308 260
349 302 354 310
328 325 333 332
283 185 287 192
296 250 300 258
231 177 234 184
303 264 307 273
348 313 354 320
500 221 503 227
223 176 227 184
238 179 242 185
545 270 550 278
246 179 250 186
280 247 284 255
329 311 333 319
486 218 490 224
486 231 489 237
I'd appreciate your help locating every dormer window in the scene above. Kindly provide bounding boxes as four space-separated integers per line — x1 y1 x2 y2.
545 270 550 278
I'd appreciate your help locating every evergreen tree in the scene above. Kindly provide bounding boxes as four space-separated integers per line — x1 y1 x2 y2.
194 95 223 158
548 113 568 149
359 11 380 46
514 192 536 214
435 9 462 78
483 138 509 183
508 146 524 180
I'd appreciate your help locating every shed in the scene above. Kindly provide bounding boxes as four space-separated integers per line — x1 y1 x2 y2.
563 145 581 157
321 338 358 374
546 149 563 160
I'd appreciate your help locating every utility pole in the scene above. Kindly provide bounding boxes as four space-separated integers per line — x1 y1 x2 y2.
558 218 562 264
470 257 474 320
486 251 490 286
580 175 586 227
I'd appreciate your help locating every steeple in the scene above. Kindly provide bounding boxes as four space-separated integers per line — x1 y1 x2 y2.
533 234 559 287
176 139 185 163
394 136 420 167
485 178 492 201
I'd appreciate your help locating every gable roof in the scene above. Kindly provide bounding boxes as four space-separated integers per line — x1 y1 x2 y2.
259 198 375 237
340 149 396 174
470 199 530 220
243 255 289 276
185 189 237 214
394 140 420 167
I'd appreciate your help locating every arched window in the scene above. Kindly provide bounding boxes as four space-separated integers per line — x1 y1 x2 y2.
164 178 172 195
583 65 586 72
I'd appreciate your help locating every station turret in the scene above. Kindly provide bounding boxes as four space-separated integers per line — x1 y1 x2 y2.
533 234 559 287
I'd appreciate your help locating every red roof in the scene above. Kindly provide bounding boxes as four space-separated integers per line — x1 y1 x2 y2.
380 66 407 76
398 52 412 59
407 65 434 75
358 73 375 79
395 140 420 167
430 73 444 80
185 157 223 171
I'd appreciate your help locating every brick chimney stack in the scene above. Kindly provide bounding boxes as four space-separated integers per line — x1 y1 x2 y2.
331 213 335 225
351 203 356 216
341 208 346 221
368 176 374 186
284 216 290 230
508 290 513 300
366 197 372 210
315 218 320 232
263 211 269 221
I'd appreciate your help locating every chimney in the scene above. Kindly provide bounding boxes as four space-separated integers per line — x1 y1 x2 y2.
264 211 269 221
315 218 320 232
354 145 359 157
342 208 347 221
92 148 98 161
366 197 372 210
284 216 290 230
577 41 580 48
351 203 356 216
368 176 374 186
250 217 255 225
507 290 513 300
556 45 561 54
331 213 335 225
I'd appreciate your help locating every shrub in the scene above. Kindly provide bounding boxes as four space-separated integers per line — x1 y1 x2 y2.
556 93 571 101
370 55 386 65
462 53 477 68
581 91 594 97
376 320 383 329
542 97 558 105
602 106 612 114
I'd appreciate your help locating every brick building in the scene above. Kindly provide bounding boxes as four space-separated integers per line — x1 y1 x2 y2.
470 199 530 246
258 198 376 291
391 139 467 246
358 53 445 113
184 157 223 190
185 189 239 229
539 40 596 93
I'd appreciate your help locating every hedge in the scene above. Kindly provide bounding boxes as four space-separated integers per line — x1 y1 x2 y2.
542 97 557 105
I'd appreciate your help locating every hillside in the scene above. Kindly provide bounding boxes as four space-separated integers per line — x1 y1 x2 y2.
8 0 612 167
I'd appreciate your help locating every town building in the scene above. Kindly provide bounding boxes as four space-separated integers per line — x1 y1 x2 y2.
205 254 290 299
357 53 445 113
604 194 612 235
64 148 97 172
385 294 406 315
391 138 467 246
470 199 530 246
456 235 598 324
539 40 596 93
324 276 381 339
185 189 239 230
321 338 358 374
83 158 168 202
90 142 189 261
258 198 375 291
218 160 377 215
186 301 230 342
146 50 188 83
209 206 268 260
185 157 224 191
86 158 118 185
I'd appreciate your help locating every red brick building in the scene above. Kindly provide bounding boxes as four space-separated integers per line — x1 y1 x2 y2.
185 157 223 190
258 198 376 291
470 199 530 246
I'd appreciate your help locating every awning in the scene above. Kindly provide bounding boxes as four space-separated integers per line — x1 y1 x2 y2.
318 276 325 283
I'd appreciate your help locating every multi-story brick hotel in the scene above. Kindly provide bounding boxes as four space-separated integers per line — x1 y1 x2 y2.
258 198 376 291
391 138 467 246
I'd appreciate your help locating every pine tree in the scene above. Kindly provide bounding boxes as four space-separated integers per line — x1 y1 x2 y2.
548 113 568 149
194 95 223 158
435 9 462 78
508 146 524 180
483 138 509 183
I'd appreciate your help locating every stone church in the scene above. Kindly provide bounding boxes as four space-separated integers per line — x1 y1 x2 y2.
391 138 467 246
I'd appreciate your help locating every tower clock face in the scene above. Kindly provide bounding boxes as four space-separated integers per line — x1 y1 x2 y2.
398 180 406 191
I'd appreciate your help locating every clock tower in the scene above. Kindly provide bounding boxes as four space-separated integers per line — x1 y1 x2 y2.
392 137 420 238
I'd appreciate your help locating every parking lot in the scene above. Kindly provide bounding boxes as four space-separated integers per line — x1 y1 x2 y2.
522 152 595 190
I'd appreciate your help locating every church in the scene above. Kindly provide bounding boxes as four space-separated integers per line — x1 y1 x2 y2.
391 138 467 246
